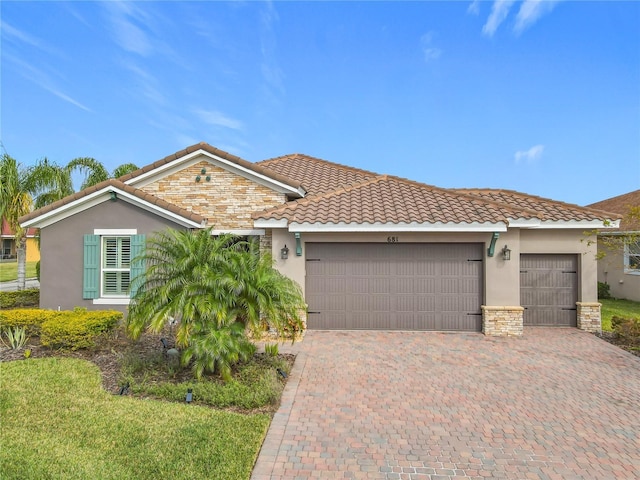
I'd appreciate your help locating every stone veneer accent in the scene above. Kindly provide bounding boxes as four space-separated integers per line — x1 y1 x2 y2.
576 302 602 333
141 161 286 230
482 306 524 336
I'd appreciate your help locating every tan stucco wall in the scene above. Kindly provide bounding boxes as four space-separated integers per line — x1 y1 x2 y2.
597 240 640 301
141 160 286 230
520 229 598 303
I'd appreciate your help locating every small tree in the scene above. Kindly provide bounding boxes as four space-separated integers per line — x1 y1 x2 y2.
127 228 306 381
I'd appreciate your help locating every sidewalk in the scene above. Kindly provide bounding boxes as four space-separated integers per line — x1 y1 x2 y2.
0 278 40 292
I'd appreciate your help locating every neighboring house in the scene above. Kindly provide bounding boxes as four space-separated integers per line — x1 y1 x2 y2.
587 190 640 302
1 218 40 262
20 143 618 336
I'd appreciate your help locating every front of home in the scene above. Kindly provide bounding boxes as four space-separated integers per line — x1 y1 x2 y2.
20 143 618 336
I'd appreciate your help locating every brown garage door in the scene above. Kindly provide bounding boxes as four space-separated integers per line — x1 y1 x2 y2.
520 254 578 326
305 243 483 331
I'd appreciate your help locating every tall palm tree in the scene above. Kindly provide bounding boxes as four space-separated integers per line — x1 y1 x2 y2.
0 154 34 290
66 157 138 190
127 228 306 381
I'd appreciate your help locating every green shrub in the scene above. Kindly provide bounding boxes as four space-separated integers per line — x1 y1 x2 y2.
611 315 640 343
40 310 122 350
0 288 39 308
264 343 279 357
36 260 40 281
598 281 611 300
0 308 60 335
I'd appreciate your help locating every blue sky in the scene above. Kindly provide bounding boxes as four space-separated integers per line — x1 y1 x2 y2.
2 1 639 206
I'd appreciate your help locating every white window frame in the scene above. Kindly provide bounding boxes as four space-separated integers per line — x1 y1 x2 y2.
624 239 640 275
93 229 137 305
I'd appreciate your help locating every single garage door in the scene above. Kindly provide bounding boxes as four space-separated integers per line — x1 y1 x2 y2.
520 254 578 326
305 243 483 331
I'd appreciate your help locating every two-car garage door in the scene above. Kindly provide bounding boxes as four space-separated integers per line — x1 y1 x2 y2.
305 243 483 331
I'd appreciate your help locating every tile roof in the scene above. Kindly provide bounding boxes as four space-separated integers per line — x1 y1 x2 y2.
19 179 205 226
253 175 535 225
453 188 617 223
119 142 304 192
586 189 640 231
1 218 38 237
257 153 379 195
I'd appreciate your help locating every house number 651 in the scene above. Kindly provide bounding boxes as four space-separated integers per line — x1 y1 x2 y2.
387 236 399 243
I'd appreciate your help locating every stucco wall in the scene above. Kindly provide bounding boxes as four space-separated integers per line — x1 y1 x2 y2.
39 199 187 312
597 240 640 301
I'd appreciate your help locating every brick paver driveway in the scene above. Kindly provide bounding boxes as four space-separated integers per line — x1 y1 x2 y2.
252 329 640 480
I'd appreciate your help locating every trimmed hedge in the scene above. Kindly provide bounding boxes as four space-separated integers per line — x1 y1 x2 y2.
0 289 40 309
0 309 123 350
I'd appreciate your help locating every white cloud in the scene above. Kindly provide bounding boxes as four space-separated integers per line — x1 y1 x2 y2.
193 109 243 131
515 144 545 164
420 32 442 63
467 1 481 15
1 21 65 58
514 0 560 35
483 0 516 37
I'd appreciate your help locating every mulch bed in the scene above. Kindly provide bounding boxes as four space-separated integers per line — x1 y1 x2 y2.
595 331 640 358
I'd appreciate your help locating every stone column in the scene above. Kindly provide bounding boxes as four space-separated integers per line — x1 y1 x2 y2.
576 302 602 333
481 306 524 336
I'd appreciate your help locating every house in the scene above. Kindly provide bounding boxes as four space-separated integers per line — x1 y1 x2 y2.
1 218 40 262
19 142 618 336
587 190 640 302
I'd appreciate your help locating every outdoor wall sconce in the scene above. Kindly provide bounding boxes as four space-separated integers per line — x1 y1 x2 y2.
186 388 193 403
295 233 302 256
502 245 511 261
281 244 289 260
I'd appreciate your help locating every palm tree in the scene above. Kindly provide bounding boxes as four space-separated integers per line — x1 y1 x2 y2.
0 154 34 290
66 157 138 190
127 228 306 381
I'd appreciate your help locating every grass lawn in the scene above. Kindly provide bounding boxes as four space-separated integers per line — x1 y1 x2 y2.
0 261 38 282
0 357 271 480
600 298 640 331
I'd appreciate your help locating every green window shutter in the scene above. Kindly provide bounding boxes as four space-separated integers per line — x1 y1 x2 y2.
83 234 100 299
129 234 146 298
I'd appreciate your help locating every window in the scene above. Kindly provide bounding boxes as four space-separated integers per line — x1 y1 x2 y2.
83 232 145 303
102 237 131 296
625 239 640 274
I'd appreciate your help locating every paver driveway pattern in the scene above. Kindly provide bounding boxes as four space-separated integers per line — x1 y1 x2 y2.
252 328 640 480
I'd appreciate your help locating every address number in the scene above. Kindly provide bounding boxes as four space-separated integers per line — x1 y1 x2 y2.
387 236 399 243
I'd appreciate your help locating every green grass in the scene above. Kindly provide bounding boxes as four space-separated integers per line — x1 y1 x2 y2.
600 298 640 331
0 358 271 480
0 261 38 282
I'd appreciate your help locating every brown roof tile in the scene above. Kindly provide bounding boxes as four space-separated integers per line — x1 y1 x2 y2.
253 176 533 225
257 153 379 195
453 188 618 223
119 142 305 193
587 190 640 231
19 179 205 226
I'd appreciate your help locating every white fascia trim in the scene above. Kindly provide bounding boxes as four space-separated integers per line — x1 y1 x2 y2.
524 219 620 229
288 222 507 233
93 298 131 305
22 187 203 229
209 229 265 236
94 229 138 235
507 218 541 228
125 149 305 197
254 218 289 228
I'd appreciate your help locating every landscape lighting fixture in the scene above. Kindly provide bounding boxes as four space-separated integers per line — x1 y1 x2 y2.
186 388 193 403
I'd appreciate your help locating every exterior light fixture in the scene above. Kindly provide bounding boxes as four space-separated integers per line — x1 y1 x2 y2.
281 244 289 260
502 245 511 261
186 388 193 403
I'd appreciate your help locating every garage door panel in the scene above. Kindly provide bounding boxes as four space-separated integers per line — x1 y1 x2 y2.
521 254 577 327
306 243 483 331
